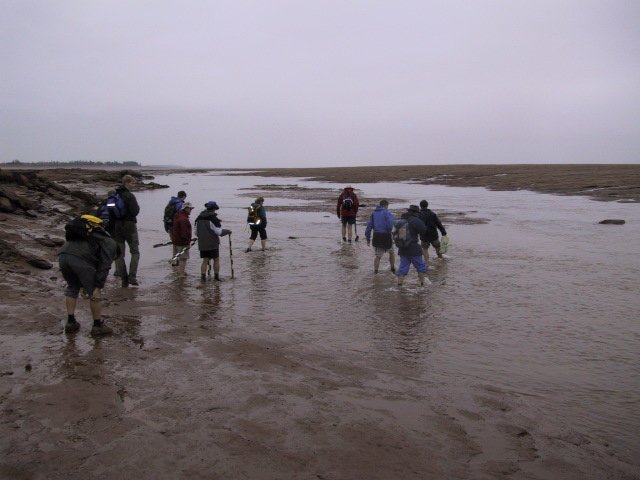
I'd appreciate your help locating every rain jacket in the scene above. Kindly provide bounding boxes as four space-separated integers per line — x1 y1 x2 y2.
336 188 359 218
164 196 185 232
59 230 118 288
397 212 427 258
418 208 447 242
195 209 224 251
114 185 140 223
365 206 395 243
171 210 192 247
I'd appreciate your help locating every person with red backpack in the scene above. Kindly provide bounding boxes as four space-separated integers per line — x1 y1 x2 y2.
336 185 359 243
171 202 194 278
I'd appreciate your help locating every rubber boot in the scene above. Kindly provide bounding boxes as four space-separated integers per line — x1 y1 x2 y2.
261 239 267 251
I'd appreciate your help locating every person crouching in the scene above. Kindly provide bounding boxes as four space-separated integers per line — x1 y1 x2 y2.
59 215 118 336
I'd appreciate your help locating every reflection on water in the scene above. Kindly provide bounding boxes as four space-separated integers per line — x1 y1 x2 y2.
126 172 640 461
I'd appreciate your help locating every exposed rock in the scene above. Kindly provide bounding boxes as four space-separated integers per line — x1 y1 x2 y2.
0 196 14 213
599 219 626 225
26 257 53 269
24 210 38 218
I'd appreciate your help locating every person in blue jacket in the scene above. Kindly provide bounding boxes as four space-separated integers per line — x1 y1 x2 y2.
364 199 396 274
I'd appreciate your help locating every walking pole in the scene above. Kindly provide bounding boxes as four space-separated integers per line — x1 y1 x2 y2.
228 233 235 279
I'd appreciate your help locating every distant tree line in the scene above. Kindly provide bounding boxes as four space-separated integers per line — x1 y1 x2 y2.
2 159 141 167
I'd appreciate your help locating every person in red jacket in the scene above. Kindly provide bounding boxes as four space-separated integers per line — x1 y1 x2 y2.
336 185 359 242
171 202 194 277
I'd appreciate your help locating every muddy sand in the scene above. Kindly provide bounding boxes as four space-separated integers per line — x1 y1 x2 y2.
1 164 638 479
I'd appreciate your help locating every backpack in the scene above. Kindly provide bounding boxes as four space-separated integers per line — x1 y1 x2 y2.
247 205 260 225
106 191 126 219
342 196 354 211
392 218 414 249
64 217 93 241
163 199 181 228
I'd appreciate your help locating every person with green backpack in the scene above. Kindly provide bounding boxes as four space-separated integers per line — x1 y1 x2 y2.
112 174 140 287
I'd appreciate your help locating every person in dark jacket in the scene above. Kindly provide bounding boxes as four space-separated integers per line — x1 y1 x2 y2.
418 200 447 260
171 202 194 277
164 190 187 235
364 199 396 273
336 185 359 242
246 197 268 252
59 215 118 336
195 201 231 281
396 205 428 286
113 174 141 287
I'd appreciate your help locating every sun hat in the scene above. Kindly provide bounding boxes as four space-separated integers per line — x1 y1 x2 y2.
205 201 219 210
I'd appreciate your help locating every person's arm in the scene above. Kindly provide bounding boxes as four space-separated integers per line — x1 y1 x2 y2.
353 195 359 214
434 214 447 236
365 213 374 241
94 236 118 288
127 192 140 218
336 194 343 217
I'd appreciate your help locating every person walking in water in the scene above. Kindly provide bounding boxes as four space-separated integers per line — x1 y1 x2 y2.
113 174 141 287
171 202 194 277
164 190 187 265
364 199 396 273
195 201 231 281
59 215 118 336
336 185 359 242
418 200 447 260
245 197 267 252
395 205 428 287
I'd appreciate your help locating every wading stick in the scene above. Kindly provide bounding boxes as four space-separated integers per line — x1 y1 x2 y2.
153 240 173 248
228 233 235 279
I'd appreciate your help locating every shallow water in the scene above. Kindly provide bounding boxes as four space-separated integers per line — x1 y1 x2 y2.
129 172 640 464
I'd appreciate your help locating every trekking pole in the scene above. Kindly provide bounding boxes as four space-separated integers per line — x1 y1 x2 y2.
228 233 235 279
153 240 173 248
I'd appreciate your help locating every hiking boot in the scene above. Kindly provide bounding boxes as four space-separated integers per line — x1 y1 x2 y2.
121 275 129 288
214 274 223 282
390 268 396 273
245 248 251 253
201 273 206 282
64 320 80 334
128 277 139 286
342 236 347 242
90 322 113 336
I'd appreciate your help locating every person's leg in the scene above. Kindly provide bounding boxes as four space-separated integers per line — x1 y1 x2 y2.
411 255 429 286
246 229 257 252
213 257 222 280
127 226 140 284
89 288 113 335
432 239 443 258
260 227 267 251
397 255 411 285
347 220 353 241
341 220 347 241
389 249 396 273
421 241 429 261
200 257 209 281
373 254 381 273
60 254 84 333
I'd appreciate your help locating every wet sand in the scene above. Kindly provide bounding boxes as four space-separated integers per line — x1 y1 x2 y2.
1 165 639 479
244 164 640 203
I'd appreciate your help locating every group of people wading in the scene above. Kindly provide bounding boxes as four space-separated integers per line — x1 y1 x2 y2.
57 177 447 336
337 185 448 287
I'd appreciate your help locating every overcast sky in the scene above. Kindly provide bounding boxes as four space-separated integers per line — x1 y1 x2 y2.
1 1 639 168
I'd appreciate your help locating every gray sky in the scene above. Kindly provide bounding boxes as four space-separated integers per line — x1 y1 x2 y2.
2 1 639 168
